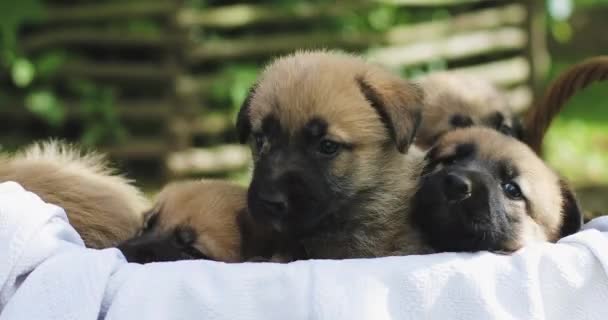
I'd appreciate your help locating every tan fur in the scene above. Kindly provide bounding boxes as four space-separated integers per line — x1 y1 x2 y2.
433 127 568 248
244 50 430 258
415 72 514 148
149 179 247 262
0 141 149 248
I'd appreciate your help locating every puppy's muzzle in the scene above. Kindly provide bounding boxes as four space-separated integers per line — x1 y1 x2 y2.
117 233 204 263
441 169 490 219
256 191 288 218
443 172 472 202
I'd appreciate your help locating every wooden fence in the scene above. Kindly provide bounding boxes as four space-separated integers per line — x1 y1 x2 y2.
3 0 547 182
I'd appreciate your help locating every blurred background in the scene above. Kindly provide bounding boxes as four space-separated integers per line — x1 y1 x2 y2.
1 0 606 216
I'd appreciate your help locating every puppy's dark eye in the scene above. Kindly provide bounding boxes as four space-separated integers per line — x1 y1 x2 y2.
442 156 458 166
502 181 523 200
318 139 341 156
253 134 266 150
498 124 513 136
183 246 209 260
174 228 196 247
174 228 209 259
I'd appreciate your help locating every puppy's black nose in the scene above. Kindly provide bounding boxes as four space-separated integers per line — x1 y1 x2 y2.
443 173 472 202
257 192 288 217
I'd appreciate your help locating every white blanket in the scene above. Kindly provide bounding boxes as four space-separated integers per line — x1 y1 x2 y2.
1 181 608 320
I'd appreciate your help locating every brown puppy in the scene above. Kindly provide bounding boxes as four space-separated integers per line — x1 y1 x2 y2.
236 50 430 259
118 179 285 263
0 141 148 248
410 127 583 253
415 72 522 149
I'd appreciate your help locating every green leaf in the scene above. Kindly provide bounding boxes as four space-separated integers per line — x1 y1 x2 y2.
368 6 396 31
35 51 66 79
0 0 44 27
229 68 259 112
25 90 65 126
11 58 35 88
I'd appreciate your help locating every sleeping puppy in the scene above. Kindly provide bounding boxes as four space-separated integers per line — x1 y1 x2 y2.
415 72 523 149
118 179 290 263
236 50 430 259
0 141 148 249
410 127 583 253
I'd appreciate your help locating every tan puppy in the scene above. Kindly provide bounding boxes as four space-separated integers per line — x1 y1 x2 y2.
410 127 582 253
236 50 430 259
0 141 148 248
118 179 285 263
415 72 522 149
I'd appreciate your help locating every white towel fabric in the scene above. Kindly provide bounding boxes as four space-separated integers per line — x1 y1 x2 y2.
1 181 608 320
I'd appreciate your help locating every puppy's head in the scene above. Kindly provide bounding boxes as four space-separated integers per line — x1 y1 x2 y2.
416 73 522 149
118 180 248 263
411 127 582 253
236 50 423 234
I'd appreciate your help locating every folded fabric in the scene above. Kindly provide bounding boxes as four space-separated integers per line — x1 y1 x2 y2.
1 181 607 320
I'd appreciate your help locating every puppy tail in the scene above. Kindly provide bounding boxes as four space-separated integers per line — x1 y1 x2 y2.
524 56 608 154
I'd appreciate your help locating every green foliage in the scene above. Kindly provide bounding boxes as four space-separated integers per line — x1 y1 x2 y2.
25 89 65 127
209 64 259 116
0 0 44 64
547 0 608 43
574 0 608 7
0 0 125 147
11 58 36 88
34 51 67 79
70 81 127 147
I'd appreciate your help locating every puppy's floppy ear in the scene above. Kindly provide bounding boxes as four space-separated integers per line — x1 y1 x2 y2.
510 117 525 141
141 208 160 232
558 180 583 238
356 72 423 153
420 146 439 176
236 84 257 144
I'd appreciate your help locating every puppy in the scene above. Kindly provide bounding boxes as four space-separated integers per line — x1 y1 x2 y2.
415 72 522 149
118 179 288 263
236 50 430 259
410 127 583 253
0 141 148 248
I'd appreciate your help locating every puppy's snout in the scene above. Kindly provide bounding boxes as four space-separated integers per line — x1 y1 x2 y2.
118 241 156 263
443 173 472 202
257 191 288 217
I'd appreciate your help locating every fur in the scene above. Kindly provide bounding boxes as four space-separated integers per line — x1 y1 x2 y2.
0 140 148 248
415 72 521 149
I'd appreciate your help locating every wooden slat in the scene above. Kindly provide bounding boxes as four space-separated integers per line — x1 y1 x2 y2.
376 0 487 5
41 1 173 23
20 29 175 52
178 0 492 29
524 0 550 103
187 31 368 62
103 140 167 159
167 145 251 175
177 2 371 29
38 0 487 26
445 56 530 87
186 4 526 63
56 61 173 82
368 27 527 68
384 3 525 44
0 100 169 119
189 113 234 136
505 85 533 113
